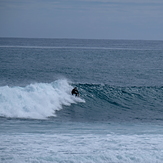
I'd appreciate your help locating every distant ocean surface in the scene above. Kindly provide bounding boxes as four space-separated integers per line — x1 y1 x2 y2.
0 38 163 162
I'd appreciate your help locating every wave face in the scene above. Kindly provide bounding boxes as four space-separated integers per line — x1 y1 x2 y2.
1 80 163 122
57 84 163 122
0 79 84 119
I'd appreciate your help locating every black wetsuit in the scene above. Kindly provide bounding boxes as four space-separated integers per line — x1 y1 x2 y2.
71 88 79 97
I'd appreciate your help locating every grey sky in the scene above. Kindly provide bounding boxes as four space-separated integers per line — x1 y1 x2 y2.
0 0 163 40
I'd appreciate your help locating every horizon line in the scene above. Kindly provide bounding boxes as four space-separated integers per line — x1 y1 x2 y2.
0 36 163 42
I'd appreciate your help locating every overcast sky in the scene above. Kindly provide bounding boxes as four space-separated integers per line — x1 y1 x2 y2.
0 0 163 40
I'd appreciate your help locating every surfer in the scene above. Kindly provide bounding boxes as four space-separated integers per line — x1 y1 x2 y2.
71 87 79 97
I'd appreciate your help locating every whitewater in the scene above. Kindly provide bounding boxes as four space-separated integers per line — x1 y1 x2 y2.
0 79 84 119
1 38 163 163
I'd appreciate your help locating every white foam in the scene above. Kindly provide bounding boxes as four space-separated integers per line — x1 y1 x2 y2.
0 79 85 119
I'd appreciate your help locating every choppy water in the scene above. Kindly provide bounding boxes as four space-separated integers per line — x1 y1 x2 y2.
0 38 163 162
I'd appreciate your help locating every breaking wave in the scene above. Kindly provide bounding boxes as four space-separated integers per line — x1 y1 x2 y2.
0 79 85 119
1 80 163 122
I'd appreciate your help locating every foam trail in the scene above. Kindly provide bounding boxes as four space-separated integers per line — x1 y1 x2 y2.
0 79 85 119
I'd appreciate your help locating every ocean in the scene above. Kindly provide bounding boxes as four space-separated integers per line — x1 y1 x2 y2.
0 38 163 162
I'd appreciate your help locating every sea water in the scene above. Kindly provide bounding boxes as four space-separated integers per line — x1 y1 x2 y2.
0 38 163 162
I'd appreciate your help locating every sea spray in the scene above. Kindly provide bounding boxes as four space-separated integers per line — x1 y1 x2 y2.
0 79 85 119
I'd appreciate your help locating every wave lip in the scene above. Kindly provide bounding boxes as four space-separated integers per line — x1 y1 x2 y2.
0 79 85 119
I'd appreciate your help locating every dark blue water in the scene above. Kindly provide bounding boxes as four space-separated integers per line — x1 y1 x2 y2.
1 38 163 163
1 38 163 86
